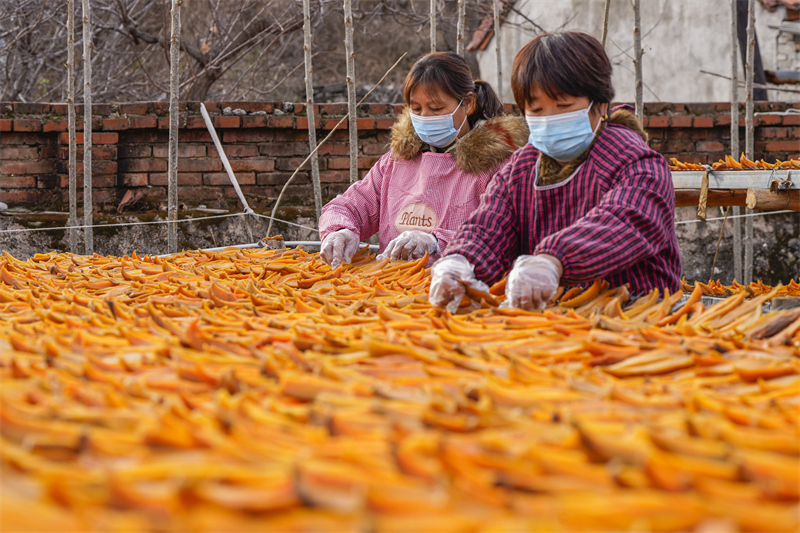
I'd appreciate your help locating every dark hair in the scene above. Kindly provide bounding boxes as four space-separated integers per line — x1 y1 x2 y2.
403 52 504 127
511 31 614 112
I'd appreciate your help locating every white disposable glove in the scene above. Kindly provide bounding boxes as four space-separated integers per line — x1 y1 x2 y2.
319 228 359 269
429 254 490 314
378 230 439 261
500 254 562 311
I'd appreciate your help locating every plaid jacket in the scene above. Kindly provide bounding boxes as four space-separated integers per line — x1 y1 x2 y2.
445 122 682 295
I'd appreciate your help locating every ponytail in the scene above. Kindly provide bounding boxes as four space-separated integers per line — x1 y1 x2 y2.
469 79 504 126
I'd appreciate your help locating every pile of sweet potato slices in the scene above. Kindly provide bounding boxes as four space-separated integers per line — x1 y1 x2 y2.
0 247 798 532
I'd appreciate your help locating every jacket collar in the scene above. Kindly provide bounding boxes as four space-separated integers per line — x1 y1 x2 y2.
390 108 529 175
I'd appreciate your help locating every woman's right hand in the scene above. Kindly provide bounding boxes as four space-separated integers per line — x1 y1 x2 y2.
320 229 360 269
429 254 489 313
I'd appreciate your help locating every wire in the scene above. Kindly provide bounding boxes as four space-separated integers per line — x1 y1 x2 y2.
249 212 319 232
675 209 796 226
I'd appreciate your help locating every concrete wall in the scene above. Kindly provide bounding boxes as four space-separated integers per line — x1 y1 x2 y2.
477 0 796 104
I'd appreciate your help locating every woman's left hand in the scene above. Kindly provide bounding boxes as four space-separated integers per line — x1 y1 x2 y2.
379 231 439 261
501 254 563 310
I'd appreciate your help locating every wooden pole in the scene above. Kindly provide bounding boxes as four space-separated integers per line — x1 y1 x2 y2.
430 0 437 52
493 0 502 99
167 0 182 254
343 0 358 184
730 0 742 282
746 189 799 211
631 0 643 121
675 189 749 208
456 0 466 56
303 0 322 220
601 0 611 47
67 0 78 253
81 0 93 255
744 0 756 284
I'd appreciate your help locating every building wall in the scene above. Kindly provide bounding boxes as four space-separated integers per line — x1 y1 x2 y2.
0 100 799 212
476 0 796 104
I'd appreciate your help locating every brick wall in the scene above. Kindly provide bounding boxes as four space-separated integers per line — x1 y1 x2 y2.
1 101 798 212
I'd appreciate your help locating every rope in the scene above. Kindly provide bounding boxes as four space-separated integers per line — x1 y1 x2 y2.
675 209 796 226
0 211 319 235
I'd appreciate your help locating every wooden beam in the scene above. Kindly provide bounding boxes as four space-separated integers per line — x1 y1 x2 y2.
746 189 800 211
675 189 748 207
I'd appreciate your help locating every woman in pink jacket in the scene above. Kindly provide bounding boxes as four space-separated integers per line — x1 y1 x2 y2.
318 52 528 268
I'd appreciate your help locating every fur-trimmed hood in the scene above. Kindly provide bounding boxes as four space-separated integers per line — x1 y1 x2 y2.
390 108 529 175
538 108 648 186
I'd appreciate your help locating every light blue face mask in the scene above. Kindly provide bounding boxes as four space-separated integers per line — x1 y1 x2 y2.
526 102 602 161
410 100 467 148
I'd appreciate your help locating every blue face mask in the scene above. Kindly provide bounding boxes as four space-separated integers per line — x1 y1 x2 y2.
526 102 602 161
410 100 467 148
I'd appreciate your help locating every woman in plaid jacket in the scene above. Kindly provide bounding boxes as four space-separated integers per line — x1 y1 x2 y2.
430 32 681 312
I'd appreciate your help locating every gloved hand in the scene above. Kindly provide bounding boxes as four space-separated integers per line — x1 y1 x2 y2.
500 254 562 311
378 230 439 261
429 254 490 314
319 228 360 269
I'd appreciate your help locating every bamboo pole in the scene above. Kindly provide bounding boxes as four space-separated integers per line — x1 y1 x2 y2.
744 0 756 284
430 0 437 52
601 0 611 47
67 0 78 253
167 0 182 254
730 0 742 282
493 0 502 98
81 0 93 255
343 0 358 184
631 0 643 121
456 0 466 56
303 0 322 220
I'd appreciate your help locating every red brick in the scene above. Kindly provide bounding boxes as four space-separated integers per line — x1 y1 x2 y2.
0 119 11 132
119 158 167 172
319 104 348 115
273 130 312 142
13 119 42 132
217 116 240 128
356 118 375 130
241 115 268 128
219 102 274 114
327 157 351 170
224 185 268 199
149 172 203 187
259 142 308 157
65 160 117 175
689 129 709 141
315 143 350 156
318 170 349 183
153 144 207 158
791 128 800 139
203 172 255 186
103 117 130 130
157 117 169 129
176 158 222 173
783 115 800 126
665 140 695 152
0 146 38 159
357 156 380 169
152 102 169 115
362 142 389 155
120 103 150 115
759 127 787 139
185 116 207 129
43 120 69 132
1 133 40 145
223 130 272 143
757 115 782 126
296 116 321 130
122 173 148 187
647 116 669 128
275 157 317 172
693 117 714 128
764 140 800 152
670 116 692 128
128 116 158 129
14 103 50 114
0 161 53 174
202 102 221 114
180 130 213 143
222 145 258 158
269 116 296 128
375 118 396 130
696 141 725 152
0 189 42 204
393 104 405 115
256 172 308 186
322 118 346 130
0 176 36 188
118 145 152 158
230 159 275 172
715 115 732 126
36 175 58 189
